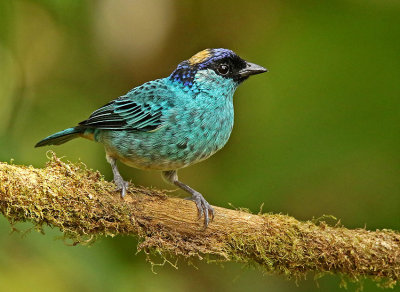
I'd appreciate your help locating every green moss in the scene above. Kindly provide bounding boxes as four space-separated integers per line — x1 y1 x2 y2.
0 152 136 244
0 152 399 288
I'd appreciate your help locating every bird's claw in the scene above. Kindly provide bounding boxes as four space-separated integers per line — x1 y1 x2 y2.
186 192 214 227
114 176 129 198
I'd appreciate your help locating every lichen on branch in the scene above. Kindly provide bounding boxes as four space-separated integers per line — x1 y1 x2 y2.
0 152 399 288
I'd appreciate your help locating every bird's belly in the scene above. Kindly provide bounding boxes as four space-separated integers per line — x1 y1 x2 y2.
97 115 233 171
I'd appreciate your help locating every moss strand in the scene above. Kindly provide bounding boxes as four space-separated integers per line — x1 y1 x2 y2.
0 153 399 288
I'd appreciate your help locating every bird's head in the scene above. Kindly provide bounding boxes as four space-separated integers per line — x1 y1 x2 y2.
169 48 267 91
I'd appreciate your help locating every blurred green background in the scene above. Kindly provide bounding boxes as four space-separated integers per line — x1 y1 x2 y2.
0 0 399 291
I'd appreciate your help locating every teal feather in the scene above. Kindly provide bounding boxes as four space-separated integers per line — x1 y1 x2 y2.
35 48 266 174
35 48 267 226
35 127 83 147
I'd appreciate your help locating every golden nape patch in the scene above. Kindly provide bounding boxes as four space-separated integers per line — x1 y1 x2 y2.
188 49 211 65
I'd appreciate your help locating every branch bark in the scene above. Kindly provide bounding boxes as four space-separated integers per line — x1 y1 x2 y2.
0 153 399 287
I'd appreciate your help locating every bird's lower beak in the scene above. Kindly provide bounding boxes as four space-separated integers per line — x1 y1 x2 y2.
239 62 268 77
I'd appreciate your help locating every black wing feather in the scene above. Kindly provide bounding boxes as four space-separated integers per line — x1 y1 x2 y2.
79 90 165 132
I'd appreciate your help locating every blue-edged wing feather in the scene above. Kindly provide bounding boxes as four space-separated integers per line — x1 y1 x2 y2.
79 80 167 132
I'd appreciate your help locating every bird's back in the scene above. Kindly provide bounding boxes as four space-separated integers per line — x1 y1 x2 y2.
97 77 235 171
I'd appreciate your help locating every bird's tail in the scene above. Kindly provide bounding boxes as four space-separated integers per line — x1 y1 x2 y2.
35 127 85 147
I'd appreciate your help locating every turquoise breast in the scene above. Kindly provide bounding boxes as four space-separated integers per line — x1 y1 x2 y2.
98 71 237 171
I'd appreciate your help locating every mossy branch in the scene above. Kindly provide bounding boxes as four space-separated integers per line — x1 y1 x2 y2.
0 153 399 287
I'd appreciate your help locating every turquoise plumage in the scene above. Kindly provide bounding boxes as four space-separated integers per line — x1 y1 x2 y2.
35 48 267 227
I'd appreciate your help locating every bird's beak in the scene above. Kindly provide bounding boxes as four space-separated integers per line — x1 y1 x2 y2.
239 62 268 77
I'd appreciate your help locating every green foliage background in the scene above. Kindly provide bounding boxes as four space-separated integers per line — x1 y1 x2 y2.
0 0 399 291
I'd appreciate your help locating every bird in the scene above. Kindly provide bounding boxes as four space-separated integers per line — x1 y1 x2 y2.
35 48 267 227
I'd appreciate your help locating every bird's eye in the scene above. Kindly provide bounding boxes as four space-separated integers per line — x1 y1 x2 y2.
217 64 230 75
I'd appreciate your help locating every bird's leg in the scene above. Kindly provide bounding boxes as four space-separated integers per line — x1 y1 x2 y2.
162 170 214 227
106 154 129 198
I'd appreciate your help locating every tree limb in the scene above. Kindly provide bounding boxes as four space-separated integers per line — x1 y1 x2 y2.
0 153 399 287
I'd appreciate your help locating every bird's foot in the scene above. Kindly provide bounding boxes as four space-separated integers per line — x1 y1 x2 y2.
114 175 129 198
186 192 214 227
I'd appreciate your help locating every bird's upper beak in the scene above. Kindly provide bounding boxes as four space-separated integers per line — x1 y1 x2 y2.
239 62 268 77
